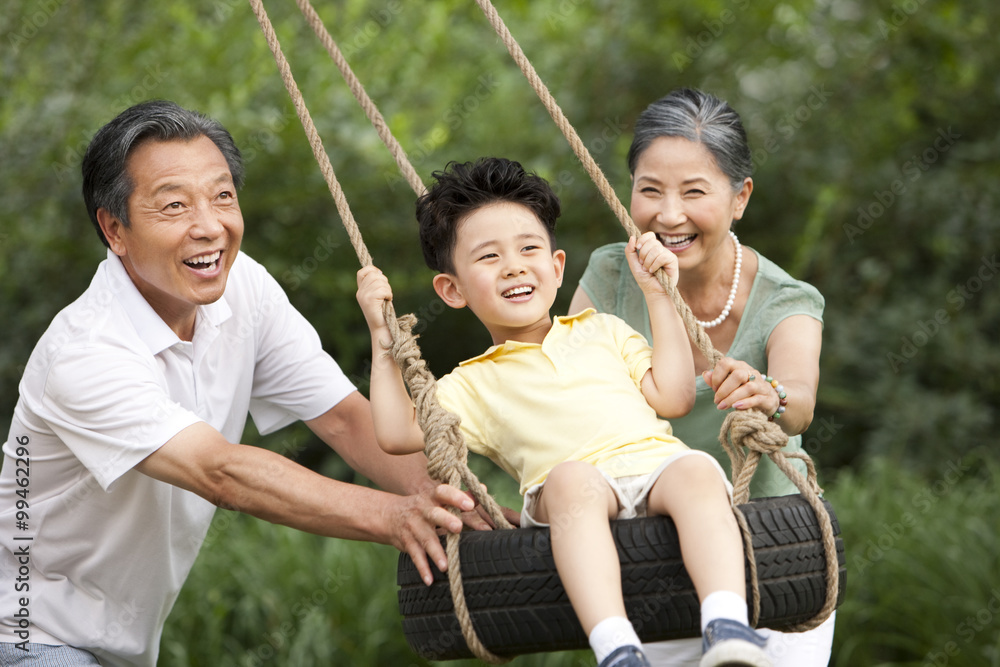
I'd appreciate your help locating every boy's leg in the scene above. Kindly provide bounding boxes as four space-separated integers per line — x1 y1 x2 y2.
532 461 651 665
531 460 624 633
646 453 769 666
646 454 745 606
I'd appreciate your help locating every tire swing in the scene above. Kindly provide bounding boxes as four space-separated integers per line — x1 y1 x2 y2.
248 1 846 663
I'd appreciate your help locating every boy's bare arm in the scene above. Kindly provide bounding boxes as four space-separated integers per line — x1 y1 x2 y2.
356 267 426 454
625 233 697 418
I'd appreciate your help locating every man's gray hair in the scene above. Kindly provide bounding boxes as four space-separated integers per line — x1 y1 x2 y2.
82 100 244 247
626 88 752 192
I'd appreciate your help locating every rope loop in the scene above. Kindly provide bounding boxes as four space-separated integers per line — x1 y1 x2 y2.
717 408 839 630
730 410 789 457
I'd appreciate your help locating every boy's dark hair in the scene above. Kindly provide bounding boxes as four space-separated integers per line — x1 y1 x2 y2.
416 157 560 274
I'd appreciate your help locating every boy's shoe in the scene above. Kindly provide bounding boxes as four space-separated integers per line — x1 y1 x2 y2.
699 618 770 667
598 645 652 667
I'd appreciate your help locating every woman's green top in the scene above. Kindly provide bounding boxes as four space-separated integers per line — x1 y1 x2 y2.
578 242 825 498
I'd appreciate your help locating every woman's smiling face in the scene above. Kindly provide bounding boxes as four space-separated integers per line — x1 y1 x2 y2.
629 135 751 270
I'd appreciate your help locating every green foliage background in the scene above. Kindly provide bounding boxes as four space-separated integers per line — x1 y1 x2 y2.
1 0 998 664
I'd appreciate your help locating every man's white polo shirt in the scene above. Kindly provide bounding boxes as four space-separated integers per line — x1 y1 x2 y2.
0 250 354 666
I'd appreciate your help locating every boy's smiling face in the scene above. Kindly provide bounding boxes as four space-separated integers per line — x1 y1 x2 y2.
432 201 566 346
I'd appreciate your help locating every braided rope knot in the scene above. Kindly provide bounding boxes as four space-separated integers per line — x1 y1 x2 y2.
423 416 466 484
395 312 418 335
721 410 787 506
732 410 788 456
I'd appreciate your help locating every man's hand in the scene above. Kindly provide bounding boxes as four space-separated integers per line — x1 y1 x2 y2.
465 503 521 529
386 483 474 586
458 484 521 531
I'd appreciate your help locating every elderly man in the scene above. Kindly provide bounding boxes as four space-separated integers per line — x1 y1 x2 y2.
0 100 478 666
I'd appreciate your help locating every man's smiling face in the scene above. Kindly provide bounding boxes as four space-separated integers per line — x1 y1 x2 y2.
98 135 244 340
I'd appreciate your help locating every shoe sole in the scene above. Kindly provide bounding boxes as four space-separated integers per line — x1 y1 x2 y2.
699 639 771 667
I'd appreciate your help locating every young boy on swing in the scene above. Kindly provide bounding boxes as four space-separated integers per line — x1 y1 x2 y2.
356 157 770 667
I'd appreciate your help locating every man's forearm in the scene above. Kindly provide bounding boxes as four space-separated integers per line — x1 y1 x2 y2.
215 444 400 543
137 421 400 544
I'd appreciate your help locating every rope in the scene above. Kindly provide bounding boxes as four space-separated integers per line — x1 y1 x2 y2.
247 1 510 662
292 0 426 197
472 0 840 631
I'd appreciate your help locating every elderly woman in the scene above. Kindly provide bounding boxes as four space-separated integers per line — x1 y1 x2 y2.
569 88 835 666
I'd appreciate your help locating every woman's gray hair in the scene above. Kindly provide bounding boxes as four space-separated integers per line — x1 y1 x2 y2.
82 100 244 248
626 88 752 192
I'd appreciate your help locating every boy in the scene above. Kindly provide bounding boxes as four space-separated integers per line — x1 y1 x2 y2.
356 158 770 667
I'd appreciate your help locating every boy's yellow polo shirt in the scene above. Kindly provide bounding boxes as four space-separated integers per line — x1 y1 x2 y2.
435 309 689 495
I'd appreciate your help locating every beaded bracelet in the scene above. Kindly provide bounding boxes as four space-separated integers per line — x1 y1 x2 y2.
765 376 788 421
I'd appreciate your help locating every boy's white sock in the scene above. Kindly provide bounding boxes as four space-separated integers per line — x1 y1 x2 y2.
700 590 750 632
588 616 642 663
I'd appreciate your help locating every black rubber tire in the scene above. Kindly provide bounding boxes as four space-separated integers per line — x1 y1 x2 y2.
397 494 846 660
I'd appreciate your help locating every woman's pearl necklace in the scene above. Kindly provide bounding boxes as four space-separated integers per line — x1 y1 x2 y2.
696 230 742 329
